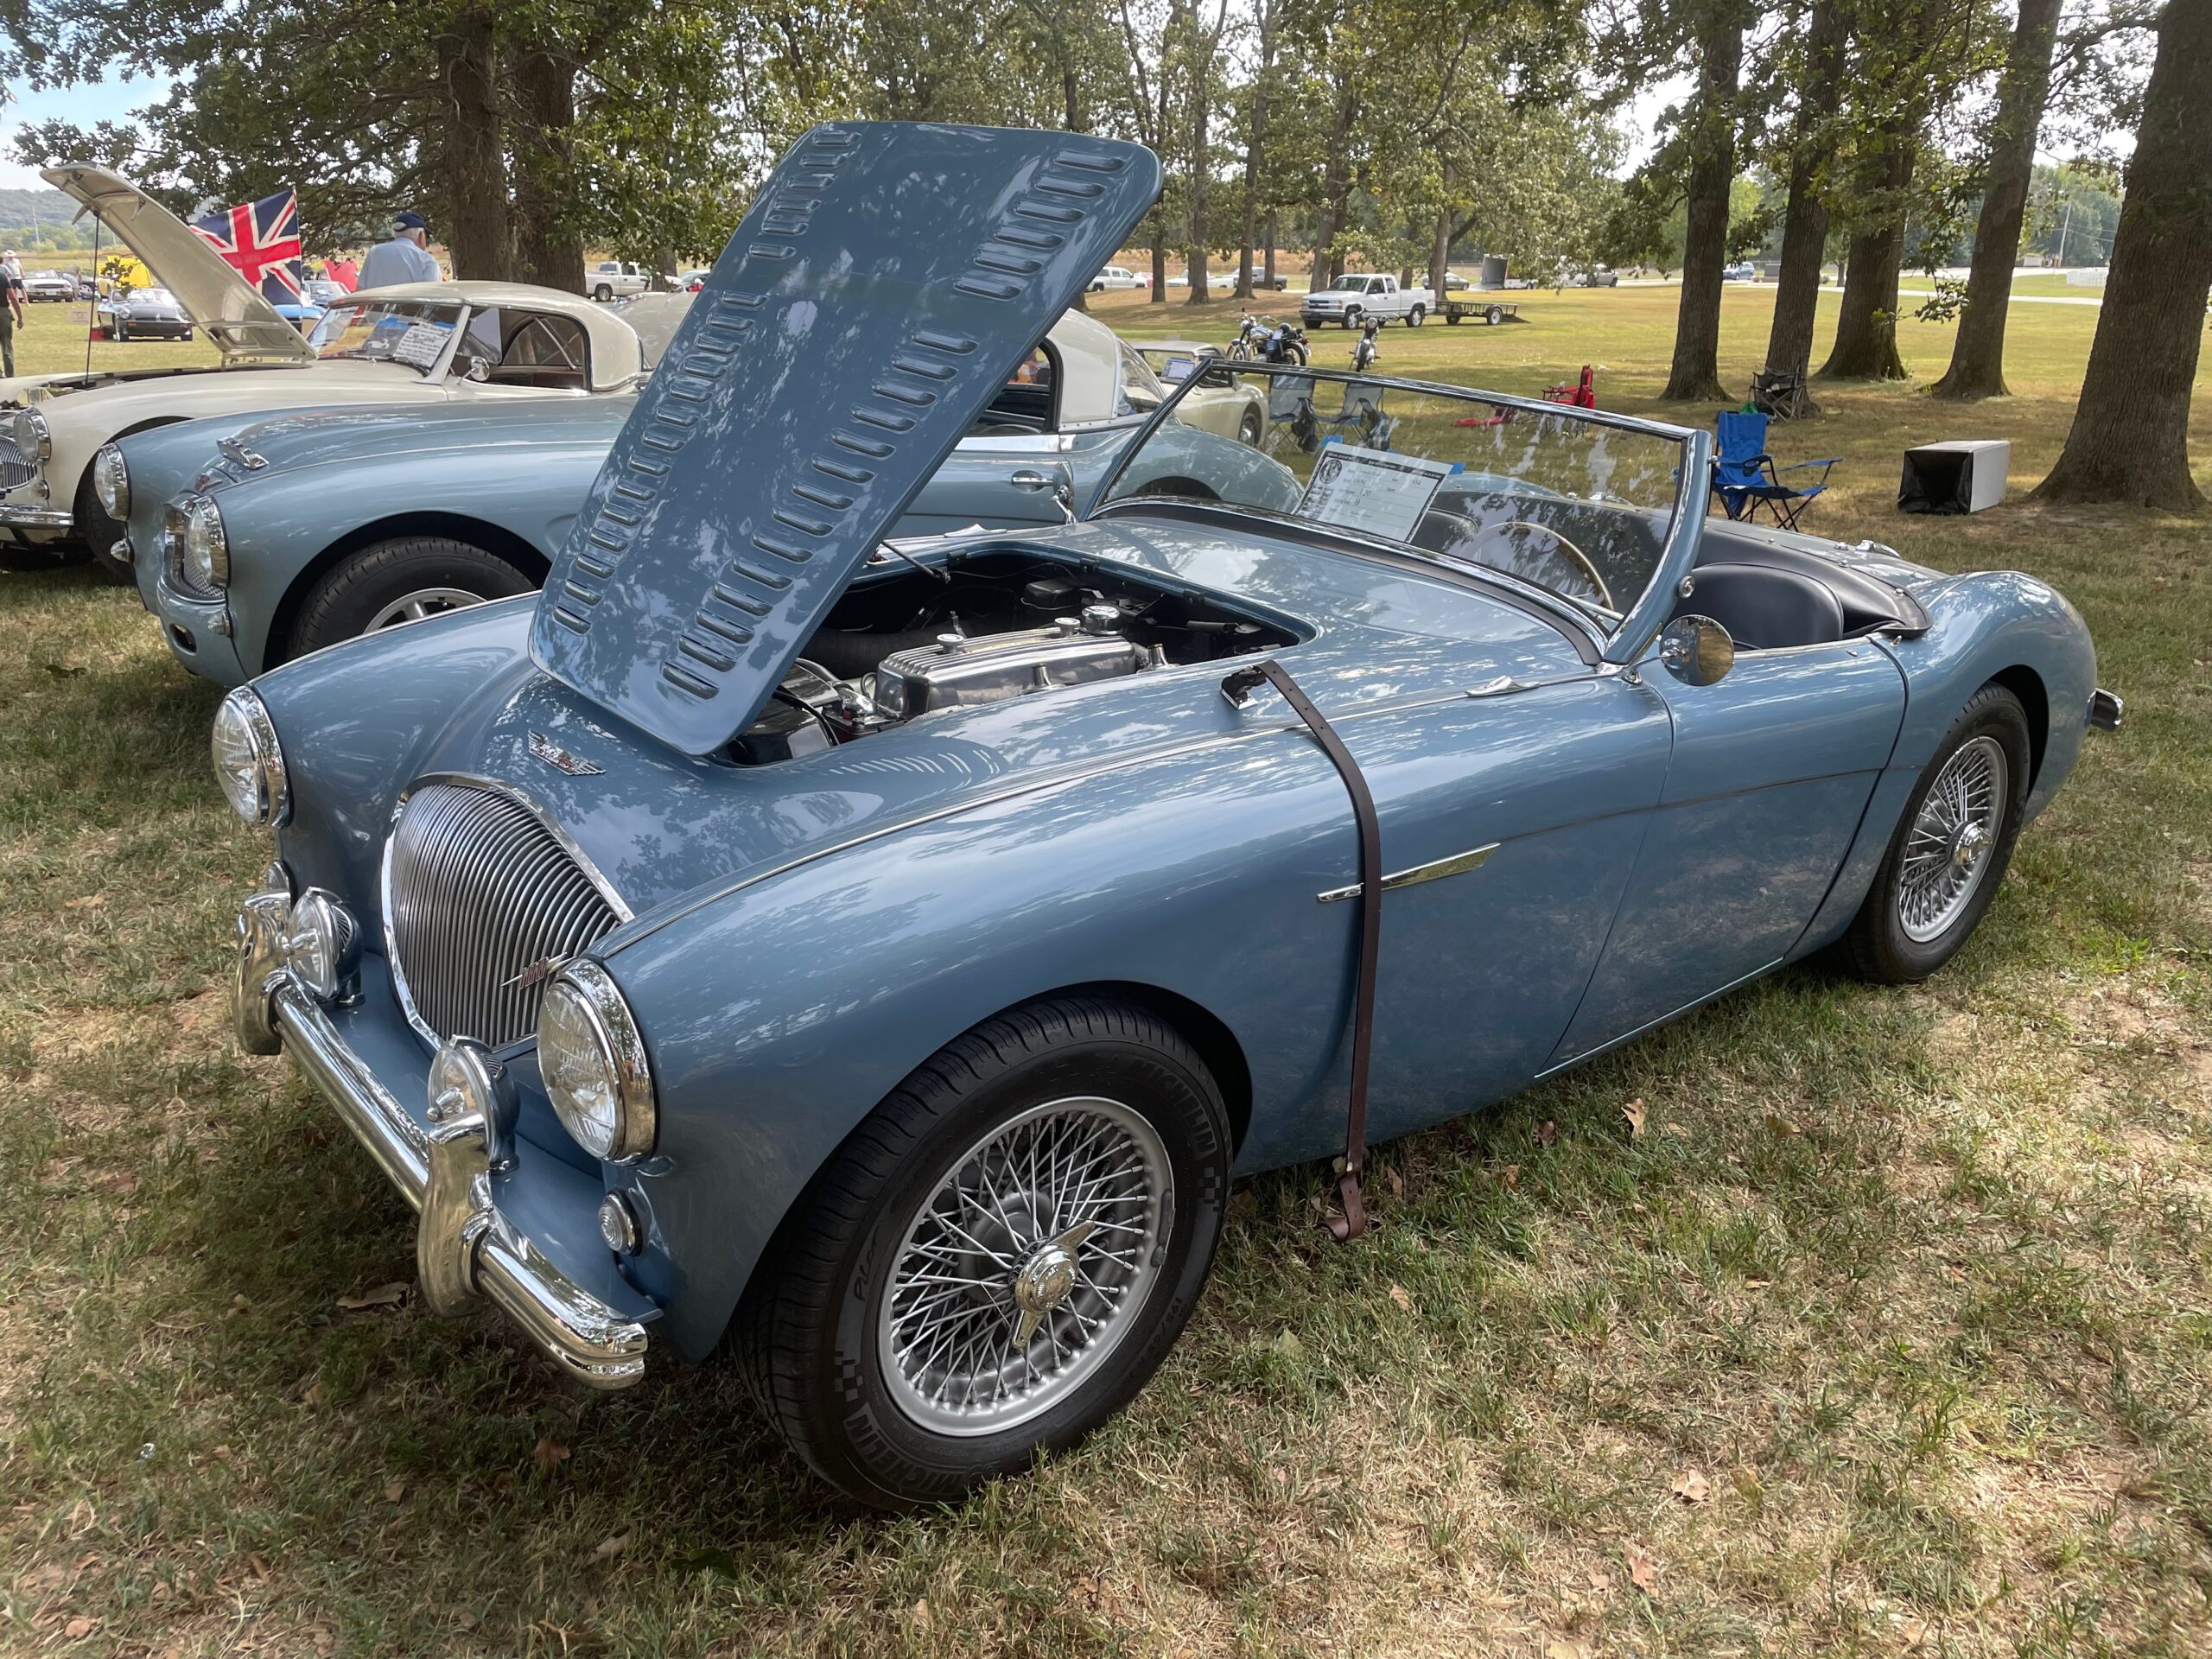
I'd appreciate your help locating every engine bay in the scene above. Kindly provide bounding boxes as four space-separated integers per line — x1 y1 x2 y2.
728 546 1299 765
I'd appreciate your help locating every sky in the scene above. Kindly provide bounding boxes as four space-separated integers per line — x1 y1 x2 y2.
0 71 170 190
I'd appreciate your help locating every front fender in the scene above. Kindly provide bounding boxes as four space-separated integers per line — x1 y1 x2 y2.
598 729 1365 1361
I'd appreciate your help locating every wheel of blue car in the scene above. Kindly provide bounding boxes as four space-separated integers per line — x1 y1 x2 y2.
286 536 537 661
1843 683 2031 984
735 994 1230 1509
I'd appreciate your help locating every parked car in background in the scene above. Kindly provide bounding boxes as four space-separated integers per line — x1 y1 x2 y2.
1567 266 1620 287
221 122 2113 1511
1300 272 1435 327
273 278 347 333
97 286 195 341
24 270 78 302
1089 264 1147 291
118 308 1269 681
74 275 98 301
1723 261 1758 282
1128 340 1265 442
585 260 649 301
0 164 664 581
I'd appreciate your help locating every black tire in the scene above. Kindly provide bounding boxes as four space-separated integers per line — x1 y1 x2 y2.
1407 305 1425 327
1286 342 1307 365
73 468 134 586
0 540 83 573
592 283 613 302
735 995 1232 1509
1236 407 1263 445
113 317 130 342
285 536 535 661
1842 683 2031 984
1485 304 1504 326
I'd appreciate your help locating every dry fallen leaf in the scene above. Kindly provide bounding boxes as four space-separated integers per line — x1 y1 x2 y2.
63 1617 99 1640
1382 1165 1405 1198
1535 1120 1558 1147
1498 1163 1521 1192
335 1282 409 1312
1669 1469 1711 1504
1545 1641 1590 1659
384 1478 405 1503
1732 1465 1764 1501
532 1438 571 1478
1743 1278 1771 1291
912 1598 931 1629
590 1530 632 1561
1387 1283 1414 1313
1624 1542 1658 1593
1623 1098 1647 1140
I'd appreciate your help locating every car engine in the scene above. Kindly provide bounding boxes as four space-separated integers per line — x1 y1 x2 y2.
727 545 1296 765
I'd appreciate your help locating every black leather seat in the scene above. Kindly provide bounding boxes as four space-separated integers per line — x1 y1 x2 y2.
1679 561 1845 651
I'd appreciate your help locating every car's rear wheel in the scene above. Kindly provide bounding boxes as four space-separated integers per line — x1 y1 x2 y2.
1236 407 1263 445
287 536 535 661
592 283 613 302
736 995 1230 1509
1843 683 2031 984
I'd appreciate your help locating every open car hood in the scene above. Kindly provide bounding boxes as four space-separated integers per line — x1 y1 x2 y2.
528 122 1161 757
45 165 315 365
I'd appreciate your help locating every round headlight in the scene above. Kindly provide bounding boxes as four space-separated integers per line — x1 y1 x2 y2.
182 495 228 588
278 888 358 1001
92 442 130 518
537 960 656 1163
12 407 51 463
211 687 289 826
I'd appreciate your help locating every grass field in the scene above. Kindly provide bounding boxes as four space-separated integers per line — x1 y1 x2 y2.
2 286 2208 1657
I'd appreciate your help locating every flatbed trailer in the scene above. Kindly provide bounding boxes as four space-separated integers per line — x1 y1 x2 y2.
1436 292 1522 325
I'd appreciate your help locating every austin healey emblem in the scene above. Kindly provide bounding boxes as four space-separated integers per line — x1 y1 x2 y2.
527 731 604 777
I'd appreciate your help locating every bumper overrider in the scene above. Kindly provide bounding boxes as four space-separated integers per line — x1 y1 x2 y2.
231 875 650 1388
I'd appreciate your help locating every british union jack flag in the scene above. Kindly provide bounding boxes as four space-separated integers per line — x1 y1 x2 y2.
190 188 306 302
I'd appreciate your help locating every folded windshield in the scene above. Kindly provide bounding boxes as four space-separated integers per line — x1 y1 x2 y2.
1096 364 1695 633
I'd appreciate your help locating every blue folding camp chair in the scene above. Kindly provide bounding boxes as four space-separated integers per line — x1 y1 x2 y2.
1710 409 1838 531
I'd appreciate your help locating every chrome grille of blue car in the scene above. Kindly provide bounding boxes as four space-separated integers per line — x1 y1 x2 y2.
382 780 628 1049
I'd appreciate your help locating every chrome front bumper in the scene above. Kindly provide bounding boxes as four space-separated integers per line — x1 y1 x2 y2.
233 888 648 1389
0 501 72 531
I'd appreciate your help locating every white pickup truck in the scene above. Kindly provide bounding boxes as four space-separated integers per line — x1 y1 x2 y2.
1300 272 1435 328
585 260 651 302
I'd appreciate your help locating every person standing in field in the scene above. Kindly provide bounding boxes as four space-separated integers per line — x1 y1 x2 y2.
0 252 25 378
357 212 441 289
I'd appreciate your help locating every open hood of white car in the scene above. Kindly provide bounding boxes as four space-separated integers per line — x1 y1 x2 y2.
45 165 315 365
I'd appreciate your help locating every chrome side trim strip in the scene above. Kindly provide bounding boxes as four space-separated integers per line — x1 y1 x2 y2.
1316 841 1497 903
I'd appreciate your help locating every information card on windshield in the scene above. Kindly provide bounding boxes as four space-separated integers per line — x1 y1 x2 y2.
1298 444 1461 543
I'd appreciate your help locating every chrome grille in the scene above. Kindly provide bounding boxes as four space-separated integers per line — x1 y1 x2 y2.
0 431 35 493
384 781 627 1048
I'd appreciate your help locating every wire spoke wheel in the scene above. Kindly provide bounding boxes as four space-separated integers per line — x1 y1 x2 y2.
879 1096 1172 1436
365 586 486 631
1896 734 2008 943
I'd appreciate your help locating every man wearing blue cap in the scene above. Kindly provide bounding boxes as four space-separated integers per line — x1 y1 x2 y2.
357 211 442 289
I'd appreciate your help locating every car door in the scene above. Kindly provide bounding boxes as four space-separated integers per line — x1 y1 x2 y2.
1331 671 1676 1145
1548 638 1908 1067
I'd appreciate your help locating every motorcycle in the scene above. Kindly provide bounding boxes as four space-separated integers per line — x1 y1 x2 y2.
1234 314 1309 366
1351 315 1382 372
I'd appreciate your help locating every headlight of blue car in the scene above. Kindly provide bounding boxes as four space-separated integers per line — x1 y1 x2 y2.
211 687 289 826
92 443 129 518
182 495 229 588
538 959 657 1162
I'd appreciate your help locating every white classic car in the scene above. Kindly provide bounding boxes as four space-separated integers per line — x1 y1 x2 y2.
0 166 661 581
1127 340 1266 443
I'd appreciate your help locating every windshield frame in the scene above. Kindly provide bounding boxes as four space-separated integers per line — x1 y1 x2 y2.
1089 360 1711 665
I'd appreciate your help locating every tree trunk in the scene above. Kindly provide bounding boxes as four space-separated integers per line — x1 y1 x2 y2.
1150 235 1167 302
511 47 581 293
1764 0 1847 379
1819 125 1915 380
2035 0 2212 509
435 6 511 281
1428 198 1451 296
1932 0 2063 399
1310 84 1357 289
1263 212 1277 289
1661 8 1745 403
1185 66 1212 302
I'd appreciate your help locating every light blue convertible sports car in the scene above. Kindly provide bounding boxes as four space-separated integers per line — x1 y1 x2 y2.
219 124 2118 1507
113 308 1263 683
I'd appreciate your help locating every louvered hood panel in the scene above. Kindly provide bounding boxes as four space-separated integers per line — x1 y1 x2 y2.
526 122 1162 757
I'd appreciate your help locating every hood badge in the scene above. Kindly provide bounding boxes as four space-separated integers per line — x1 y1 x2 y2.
528 731 604 777
505 954 568 992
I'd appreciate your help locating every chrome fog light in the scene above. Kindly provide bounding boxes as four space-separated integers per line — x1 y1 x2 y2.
279 888 359 1002
538 960 656 1163
211 687 289 826
597 1191 641 1255
428 1035 519 1168
92 442 130 518
182 494 228 588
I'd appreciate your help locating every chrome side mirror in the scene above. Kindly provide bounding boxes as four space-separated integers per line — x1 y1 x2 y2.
1658 613 1734 686
460 353 493 384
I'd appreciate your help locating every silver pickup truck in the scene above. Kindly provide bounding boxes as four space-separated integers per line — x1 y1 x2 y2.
1300 272 1435 328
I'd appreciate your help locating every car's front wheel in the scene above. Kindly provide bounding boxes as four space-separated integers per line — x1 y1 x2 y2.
286 536 536 661
1236 406 1263 445
737 995 1231 1509
1843 683 2031 983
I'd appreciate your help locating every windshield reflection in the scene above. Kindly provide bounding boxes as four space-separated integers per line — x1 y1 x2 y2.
1096 364 1694 632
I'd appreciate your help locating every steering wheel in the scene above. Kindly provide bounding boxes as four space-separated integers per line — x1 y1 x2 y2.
1452 518 1615 610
